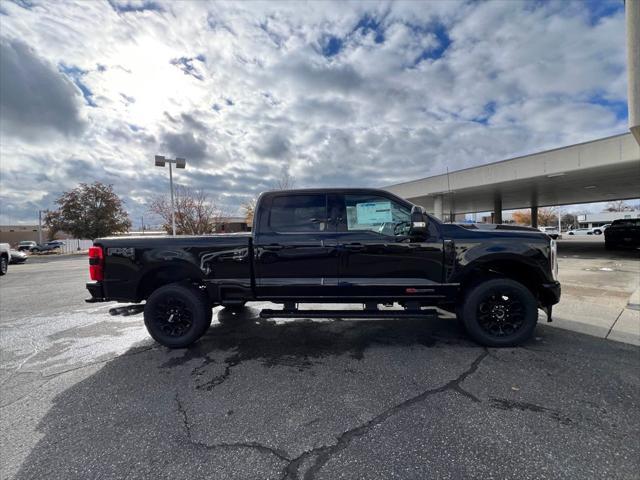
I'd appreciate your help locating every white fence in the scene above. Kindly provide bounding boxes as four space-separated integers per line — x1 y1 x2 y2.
58 239 93 253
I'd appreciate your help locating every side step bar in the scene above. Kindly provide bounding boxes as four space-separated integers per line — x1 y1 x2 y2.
260 308 437 320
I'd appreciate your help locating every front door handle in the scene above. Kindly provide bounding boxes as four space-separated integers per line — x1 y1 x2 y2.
343 243 365 251
263 244 284 251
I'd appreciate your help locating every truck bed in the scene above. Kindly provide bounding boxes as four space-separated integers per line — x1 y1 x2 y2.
95 234 253 302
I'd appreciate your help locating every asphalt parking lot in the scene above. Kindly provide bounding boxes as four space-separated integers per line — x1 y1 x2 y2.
1 246 639 480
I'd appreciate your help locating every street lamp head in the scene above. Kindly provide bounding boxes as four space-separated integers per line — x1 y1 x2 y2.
176 157 186 169
154 155 166 167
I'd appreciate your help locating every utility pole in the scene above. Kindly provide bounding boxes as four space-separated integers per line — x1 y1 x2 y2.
155 155 186 236
169 161 175 236
37 210 43 245
557 206 562 233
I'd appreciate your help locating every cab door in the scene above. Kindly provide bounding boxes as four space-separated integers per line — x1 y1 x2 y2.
334 192 445 301
253 192 340 299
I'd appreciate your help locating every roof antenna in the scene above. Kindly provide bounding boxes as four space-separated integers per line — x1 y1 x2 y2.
446 167 453 223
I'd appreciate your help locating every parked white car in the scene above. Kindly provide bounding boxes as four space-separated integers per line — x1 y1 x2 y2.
590 224 610 235
566 228 593 236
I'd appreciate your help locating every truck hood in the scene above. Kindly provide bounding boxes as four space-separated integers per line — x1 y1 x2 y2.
440 222 549 241
456 223 541 233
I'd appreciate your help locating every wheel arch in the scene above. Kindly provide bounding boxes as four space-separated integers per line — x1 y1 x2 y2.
456 257 546 301
136 264 206 301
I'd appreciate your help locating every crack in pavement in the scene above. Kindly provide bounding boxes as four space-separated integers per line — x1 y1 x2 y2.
194 352 241 391
175 349 489 480
175 394 292 466
298 349 489 480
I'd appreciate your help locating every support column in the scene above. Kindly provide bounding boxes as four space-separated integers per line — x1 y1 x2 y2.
433 195 443 220
627 0 640 144
531 206 538 228
493 194 503 224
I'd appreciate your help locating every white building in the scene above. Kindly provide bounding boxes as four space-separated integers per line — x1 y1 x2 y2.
577 211 640 229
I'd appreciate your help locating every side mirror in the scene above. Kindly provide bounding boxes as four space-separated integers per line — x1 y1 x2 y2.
410 205 428 236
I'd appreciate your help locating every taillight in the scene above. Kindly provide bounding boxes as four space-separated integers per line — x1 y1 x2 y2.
88 246 104 281
550 239 558 281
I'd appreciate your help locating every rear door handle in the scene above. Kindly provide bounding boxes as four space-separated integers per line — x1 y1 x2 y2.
343 243 365 251
263 244 284 251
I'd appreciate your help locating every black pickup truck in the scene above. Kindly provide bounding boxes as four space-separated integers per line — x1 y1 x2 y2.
86 188 560 348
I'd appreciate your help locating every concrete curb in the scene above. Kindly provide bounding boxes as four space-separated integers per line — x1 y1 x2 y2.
546 288 640 346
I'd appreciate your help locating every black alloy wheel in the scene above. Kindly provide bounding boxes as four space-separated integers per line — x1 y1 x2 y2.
460 278 538 347
144 283 212 348
476 292 525 338
154 295 194 338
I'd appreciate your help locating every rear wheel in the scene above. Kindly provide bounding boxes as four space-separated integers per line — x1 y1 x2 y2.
144 283 212 348
0 256 7 275
460 278 538 347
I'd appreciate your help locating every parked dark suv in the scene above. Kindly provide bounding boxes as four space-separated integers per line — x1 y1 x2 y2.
604 218 640 249
31 241 65 253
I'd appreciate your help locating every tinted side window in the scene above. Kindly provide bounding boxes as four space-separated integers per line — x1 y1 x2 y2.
269 194 328 232
612 219 640 227
344 194 411 236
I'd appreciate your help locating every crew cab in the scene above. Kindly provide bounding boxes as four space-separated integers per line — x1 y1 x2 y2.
86 188 560 348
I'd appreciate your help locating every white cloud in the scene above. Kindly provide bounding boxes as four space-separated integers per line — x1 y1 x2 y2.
0 38 86 140
0 0 629 225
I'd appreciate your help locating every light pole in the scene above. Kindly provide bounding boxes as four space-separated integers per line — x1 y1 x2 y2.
155 155 186 236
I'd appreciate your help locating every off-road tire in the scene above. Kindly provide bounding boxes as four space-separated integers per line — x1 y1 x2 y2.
144 283 212 348
460 278 538 347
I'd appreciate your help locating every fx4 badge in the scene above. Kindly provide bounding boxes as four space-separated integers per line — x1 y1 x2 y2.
107 247 135 259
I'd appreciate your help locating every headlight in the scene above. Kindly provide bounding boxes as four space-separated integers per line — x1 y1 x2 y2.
550 239 558 280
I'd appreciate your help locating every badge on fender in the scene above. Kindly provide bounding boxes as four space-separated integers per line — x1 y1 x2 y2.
107 247 135 259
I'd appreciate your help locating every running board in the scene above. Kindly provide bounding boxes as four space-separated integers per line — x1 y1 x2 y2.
259 308 437 320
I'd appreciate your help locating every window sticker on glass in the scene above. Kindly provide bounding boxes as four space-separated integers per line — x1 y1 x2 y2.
356 201 392 224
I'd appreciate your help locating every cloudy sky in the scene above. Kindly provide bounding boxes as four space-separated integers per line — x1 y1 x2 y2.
0 0 629 226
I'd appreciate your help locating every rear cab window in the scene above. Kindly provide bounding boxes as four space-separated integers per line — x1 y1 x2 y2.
268 194 329 233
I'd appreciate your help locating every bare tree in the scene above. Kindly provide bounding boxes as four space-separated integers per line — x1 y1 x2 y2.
561 213 578 230
273 168 294 190
242 198 257 227
604 200 632 212
149 185 227 235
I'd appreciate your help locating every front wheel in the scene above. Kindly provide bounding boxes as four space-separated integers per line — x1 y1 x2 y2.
460 278 538 347
0 256 7 275
593 230 602 235
144 283 212 348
